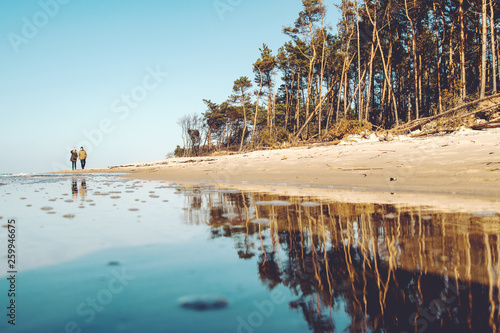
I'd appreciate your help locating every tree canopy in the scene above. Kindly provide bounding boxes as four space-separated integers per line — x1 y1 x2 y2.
177 0 499 156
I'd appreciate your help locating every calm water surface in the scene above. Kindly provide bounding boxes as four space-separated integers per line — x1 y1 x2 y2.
0 174 500 333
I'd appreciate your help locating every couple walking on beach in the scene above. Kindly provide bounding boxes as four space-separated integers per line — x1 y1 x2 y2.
70 147 87 170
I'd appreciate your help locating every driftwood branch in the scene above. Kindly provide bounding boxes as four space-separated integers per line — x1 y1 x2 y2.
392 93 500 134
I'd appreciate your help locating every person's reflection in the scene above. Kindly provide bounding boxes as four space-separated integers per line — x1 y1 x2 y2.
80 179 87 201
71 177 78 200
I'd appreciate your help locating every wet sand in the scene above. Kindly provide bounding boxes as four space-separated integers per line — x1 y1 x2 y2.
53 128 500 211
3 174 500 332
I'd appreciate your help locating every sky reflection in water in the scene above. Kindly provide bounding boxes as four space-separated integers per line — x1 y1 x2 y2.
0 174 499 333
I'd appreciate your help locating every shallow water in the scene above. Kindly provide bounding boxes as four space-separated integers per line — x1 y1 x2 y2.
1 174 500 332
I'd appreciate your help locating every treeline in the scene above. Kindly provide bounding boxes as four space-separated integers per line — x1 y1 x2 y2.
176 0 500 156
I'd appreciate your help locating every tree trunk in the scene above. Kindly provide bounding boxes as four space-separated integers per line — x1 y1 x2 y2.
448 16 455 99
459 0 466 100
304 21 317 139
365 3 378 122
366 2 398 125
404 0 419 120
489 0 497 94
294 83 336 141
284 76 291 131
356 0 363 121
337 6 355 122
239 89 247 152
418 54 423 117
365 40 375 121
433 2 443 114
251 68 263 145
268 72 274 130
480 0 487 99
295 72 301 135
318 25 327 138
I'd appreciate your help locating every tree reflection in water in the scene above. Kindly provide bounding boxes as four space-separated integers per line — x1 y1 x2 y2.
180 185 500 332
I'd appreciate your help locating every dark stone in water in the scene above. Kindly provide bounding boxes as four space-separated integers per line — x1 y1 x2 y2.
178 295 228 311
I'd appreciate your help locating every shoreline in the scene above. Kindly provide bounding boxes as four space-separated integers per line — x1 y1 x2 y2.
51 128 500 211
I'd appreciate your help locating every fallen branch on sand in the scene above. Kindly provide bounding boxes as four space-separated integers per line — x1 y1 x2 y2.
391 93 500 136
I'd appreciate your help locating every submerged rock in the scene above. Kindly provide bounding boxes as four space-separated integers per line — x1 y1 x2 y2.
178 295 228 311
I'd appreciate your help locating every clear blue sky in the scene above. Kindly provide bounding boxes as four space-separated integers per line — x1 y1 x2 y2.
0 0 340 174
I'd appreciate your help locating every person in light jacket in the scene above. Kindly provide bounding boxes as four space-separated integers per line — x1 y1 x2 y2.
78 147 87 170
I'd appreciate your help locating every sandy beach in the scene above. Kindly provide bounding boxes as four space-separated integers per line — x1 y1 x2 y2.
54 128 500 210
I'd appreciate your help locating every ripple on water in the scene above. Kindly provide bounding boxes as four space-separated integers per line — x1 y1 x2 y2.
63 214 75 219
129 208 139 212
256 200 292 206
41 206 53 211
300 202 321 207
472 211 499 217
178 295 229 311
251 218 272 225
222 213 239 219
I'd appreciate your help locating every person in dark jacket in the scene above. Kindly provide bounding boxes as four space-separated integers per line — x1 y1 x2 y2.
78 147 87 169
70 148 78 170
